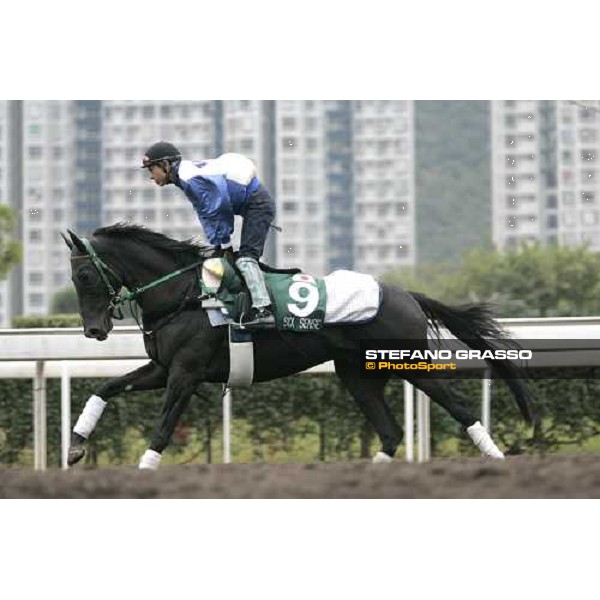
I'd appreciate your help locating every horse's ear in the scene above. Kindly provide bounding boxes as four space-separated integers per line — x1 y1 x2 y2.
61 232 73 250
67 229 87 253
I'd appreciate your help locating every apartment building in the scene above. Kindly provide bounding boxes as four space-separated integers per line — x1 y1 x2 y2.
102 100 220 241
353 100 415 274
491 100 558 250
556 100 600 249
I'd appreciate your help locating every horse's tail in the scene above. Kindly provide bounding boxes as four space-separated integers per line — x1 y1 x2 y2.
409 291 534 425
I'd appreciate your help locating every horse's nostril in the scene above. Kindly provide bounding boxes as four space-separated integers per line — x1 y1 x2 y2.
86 327 101 338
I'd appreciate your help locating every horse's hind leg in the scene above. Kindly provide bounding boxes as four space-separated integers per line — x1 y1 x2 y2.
406 376 504 459
335 360 402 462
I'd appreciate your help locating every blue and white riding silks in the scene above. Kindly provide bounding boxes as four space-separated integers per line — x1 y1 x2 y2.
174 153 261 247
323 270 381 324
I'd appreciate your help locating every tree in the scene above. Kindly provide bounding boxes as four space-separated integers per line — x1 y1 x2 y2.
383 243 600 318
0 205 22 280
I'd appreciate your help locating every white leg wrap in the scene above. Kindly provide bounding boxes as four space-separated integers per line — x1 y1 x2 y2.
73 395 107 439
467 421 505 459
372 451 393 464
139 449 162 470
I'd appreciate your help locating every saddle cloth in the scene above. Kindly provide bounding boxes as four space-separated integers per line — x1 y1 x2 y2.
322 270 381 324
201 259 381 330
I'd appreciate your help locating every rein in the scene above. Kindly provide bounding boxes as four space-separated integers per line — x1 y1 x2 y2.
79 237 206 330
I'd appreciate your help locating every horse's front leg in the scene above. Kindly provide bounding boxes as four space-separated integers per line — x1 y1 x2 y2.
138 366 202 470
68 360 168 466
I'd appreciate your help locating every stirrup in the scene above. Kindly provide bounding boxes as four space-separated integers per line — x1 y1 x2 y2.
242 307 276 329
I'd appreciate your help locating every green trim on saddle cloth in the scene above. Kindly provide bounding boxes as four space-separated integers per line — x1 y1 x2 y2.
201 259 327 331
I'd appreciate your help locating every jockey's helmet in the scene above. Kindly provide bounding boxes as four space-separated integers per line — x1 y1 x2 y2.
141 141 182 168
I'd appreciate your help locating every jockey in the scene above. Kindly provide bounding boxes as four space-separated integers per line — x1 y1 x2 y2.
141 141 276 329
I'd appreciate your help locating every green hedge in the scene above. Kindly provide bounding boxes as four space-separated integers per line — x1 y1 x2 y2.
12 314 82 328
2 370 600 467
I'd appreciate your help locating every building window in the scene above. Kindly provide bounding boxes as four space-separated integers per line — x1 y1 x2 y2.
240 138 254 153
579 106 596 121
547 214 558 228
546 195 557 209
396 245 409 258
582 211 598 226
29 230 42 243
307 138 318 151
504 115 516 128
562 150 573 164
582 170 595 184
283 138 297 151
28 146 42 159
561 130 574 144
282 179 297 194
29 294 44 307
505 175 516 188
562 191 575 205
580 129 597 143
581 149 596 162
29 272 43 285
582 190 596 204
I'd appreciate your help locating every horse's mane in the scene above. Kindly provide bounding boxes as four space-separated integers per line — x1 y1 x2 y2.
93 223 214 258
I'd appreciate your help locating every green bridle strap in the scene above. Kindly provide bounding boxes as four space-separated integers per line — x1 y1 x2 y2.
82 238 120 297
118 260 204 304
80 237 204 308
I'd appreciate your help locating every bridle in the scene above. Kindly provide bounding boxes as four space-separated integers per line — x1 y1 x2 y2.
74 237 205 324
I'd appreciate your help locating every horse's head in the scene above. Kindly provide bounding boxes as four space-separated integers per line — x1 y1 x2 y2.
62 229 118 341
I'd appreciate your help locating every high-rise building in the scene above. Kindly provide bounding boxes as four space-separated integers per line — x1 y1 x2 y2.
102 100 220 241
491 100 558 250
74 101 103 235
353 100 415 274
275 100 333 275
20 101 88 316
556 100 600 249
275 100 417 277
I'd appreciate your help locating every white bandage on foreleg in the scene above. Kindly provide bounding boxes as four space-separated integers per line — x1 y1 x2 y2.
467 421 505 459
73 395 107 439
139 449 162 470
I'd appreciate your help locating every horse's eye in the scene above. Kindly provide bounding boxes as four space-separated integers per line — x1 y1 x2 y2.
77 269 97 286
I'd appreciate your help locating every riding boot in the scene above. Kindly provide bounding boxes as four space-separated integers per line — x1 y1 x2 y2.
235 256 276 329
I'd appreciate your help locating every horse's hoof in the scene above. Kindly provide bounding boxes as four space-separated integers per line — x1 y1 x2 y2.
372 451 393 464
67 446 86 466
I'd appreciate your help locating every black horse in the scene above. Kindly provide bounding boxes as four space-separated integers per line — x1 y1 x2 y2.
63 224 533 468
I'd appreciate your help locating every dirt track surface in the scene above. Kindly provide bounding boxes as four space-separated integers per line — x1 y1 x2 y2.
2 455 600 498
